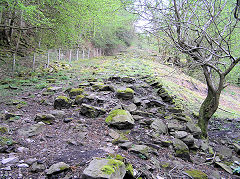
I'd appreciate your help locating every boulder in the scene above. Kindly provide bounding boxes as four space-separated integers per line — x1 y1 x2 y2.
186 122 202 138
129 145 150 159
18 122 45 137
116 88 134 100
133 97 141 106
119 142 133 150
46 162 70 175
54 96 72 109
150 119 168 134
80 104 106 118
75 95 86 105
35 113 56 124
82 158 126 179
172 138 190 161
106 109 135 130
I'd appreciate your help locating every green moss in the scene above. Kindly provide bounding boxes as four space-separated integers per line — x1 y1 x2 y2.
105 109 128 123
0 136 14 146
0 126 8 134
126 164 134 176
75 94 85 101
101 159 124 175
101 165 115 175
161 163 170 168
184 169 208 179
175 148 189 155
117 88 134 94
69 88 84 96
56 96 70 102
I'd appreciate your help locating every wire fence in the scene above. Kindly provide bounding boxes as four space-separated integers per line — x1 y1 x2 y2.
1 47 104 77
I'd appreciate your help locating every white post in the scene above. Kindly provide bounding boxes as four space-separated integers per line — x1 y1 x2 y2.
33 53 36 71
69 49 72 63
47 51 50 68
13 53 16 72
76 48 79 61
88 48 90 59
58 48 61 61
93 48 96 57
82 49 85 59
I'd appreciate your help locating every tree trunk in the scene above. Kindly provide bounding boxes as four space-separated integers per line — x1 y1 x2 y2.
198 88 221 138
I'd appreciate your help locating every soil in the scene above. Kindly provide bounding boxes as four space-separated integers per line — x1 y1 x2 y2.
0 75 240 179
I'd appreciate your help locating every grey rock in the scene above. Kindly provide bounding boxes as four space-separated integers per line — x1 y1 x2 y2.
47 86 62 92
1 166 11 171
131 110 154 117
182 134 194 146
215 162 233 174
31 162 45 172
25 158 38 165
132 115 144 121
2 156 19 165
199 140 209 152
49 110 65 118
17 163 29 168
80 104 106 118
129 145 150 159
46 162 70 175
119 142 133 150
116 88 134 100
186 122 202 138
63 118 73 123
106 110 135 130
108 129 120 140
150 119 168 134
217 146 232 159
174 131 188 139
54 96 72 109
209 170 221 179
167 123 185 131
172 138 190 161
16 147 29 153
35 113 56 124
82 158 126 179
233 143 240 155
123 103 137 112
18 122 46 137
145 100 166 108
133 97 141 106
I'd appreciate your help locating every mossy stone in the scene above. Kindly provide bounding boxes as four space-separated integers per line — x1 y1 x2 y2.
105 109 135 129
184 169 208 179
116 88 134 99
69 88 84 97
0 126 9 134
0 136 14 147
54 96 72 109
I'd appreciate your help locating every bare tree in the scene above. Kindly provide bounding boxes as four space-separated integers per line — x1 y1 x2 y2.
132 0 240 137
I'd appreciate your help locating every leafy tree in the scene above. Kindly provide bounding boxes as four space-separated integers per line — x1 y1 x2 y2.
130 0 240 137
